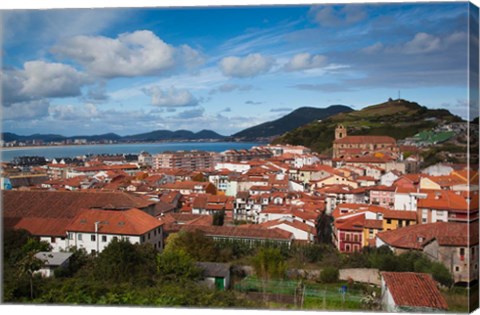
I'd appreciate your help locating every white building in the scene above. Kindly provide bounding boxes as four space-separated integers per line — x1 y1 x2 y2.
65 208 164 254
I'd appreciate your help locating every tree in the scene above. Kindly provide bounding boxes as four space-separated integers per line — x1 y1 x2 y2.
213 210 225 226
316 213 333 244
252 247 287 302
163 230 217 261
17 251 45 299
156 249 201 282
93 239 157 284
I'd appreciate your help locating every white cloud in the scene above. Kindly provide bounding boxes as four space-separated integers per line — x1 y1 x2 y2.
403 32 441 54
361 42 384 54
284 53 327 71
49 103 100 121
311 5 367 27
52 30 203 78
219 53 274 78
2 99 50 121
144 86 199 107
2 61 90 105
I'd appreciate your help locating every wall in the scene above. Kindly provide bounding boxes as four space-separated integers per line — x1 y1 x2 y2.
339 268 381 285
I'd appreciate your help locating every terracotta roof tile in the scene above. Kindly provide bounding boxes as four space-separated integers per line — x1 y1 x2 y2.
66 208 162 235
377 222 477 249
381 272 448 310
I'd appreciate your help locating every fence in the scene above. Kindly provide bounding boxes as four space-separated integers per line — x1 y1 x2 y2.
234 276 365 309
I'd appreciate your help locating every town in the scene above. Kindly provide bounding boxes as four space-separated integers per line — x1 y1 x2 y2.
2 124 478 312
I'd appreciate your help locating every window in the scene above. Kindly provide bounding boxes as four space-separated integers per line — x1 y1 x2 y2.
78 233 83 241
68 233 73 240
460 248 465 255
455 266 460 272
141 236 145 242
102 235 107 242
386 219 392 224
91 235 96 242
51 237 56 243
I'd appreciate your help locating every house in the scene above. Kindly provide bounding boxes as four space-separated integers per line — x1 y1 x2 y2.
258 217 316 243
159 181 217 195
368 185 396 209
381 272 448 312
66 208 164 254
380 170 402 187
196 262 231 290
2 190 157 251
376 222 479 283
332 204 417 251
417 189 478 223
34 252 73 277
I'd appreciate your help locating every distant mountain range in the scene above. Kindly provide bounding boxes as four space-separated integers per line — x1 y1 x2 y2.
2 130 226 143
232 105 353 140
3 105 355 143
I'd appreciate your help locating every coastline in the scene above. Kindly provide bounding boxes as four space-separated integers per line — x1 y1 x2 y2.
0 140 265 152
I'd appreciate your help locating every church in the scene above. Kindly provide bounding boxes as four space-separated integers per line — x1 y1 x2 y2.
332 125 399 159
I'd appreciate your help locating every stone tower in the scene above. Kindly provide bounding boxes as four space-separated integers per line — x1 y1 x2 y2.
335 124 347 140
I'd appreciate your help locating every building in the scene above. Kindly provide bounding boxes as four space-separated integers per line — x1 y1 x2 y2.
34 252 73 277
2 190 157 251
417 190 478 223
376 222 479 284
381 272 448 312
333 204 417 251
332 125 399 159
159 181 217 195
65 208 164 254
153 151 215 170
196 262 231 290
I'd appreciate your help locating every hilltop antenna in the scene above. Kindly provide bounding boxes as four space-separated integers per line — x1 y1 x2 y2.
398 90 401 100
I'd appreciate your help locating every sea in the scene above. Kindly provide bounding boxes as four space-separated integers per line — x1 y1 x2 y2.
0 142 263 162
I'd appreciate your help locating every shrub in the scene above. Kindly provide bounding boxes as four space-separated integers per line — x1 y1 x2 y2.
320 266 339 283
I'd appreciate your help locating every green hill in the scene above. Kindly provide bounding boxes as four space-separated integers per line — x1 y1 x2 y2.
232 105 353 140
272 99 463 154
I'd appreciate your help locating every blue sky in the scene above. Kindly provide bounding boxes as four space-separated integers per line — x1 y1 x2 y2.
1 2 474 136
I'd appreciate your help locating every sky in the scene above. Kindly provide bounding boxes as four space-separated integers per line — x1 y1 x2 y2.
0 1 476 137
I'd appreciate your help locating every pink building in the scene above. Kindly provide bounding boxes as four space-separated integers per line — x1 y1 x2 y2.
369 185 396 209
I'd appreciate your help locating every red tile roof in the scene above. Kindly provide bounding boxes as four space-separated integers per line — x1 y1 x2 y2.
381 272 448 310
66 208 162 235
335 135 396 145
377 222 477 249
179 225 293 241
417 190 471 211
3 190 157 236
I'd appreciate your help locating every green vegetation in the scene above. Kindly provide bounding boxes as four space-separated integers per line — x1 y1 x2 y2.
233 105 353 140
2 229 256 307
319 267 339 283
343 246 453 287
273 99 462 154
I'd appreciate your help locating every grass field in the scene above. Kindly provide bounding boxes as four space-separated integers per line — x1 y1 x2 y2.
234 276 371 310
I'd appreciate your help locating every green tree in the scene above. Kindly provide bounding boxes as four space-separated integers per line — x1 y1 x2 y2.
93 239 157 285
163 230 217 261
213 210 225 226
156 249 201 282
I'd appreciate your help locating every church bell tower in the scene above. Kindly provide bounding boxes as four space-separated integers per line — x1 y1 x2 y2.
335 124 347 140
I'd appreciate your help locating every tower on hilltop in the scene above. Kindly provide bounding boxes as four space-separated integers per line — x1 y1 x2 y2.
335 124 347 140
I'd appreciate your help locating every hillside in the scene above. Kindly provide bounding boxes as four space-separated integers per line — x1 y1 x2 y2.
232 105 353 140
121 129 225 142
273 99 463 154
